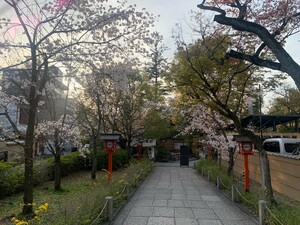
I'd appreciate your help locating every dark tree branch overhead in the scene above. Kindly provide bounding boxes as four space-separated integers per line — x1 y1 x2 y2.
198 0 226 16
197 3 300 90
226 50 284 72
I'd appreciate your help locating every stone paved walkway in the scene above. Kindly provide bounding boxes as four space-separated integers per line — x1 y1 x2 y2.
112 161 258 225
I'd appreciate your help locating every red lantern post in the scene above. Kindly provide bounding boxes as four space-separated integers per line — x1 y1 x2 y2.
234 136 254 192
100 134 120 182
137 143 142 160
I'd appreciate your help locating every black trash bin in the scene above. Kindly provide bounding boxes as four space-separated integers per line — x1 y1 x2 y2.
180 145 189 167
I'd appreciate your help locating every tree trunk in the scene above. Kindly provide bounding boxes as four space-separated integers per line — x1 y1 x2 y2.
54 153 61 191
259 150 276 204
54 129 62 191
234 119 276 204
22 114 36 215
227 147 235 176
91 139 97 180
218 149 222 168
249 138 276 203
22 59 39 216
22 143 34 216
126 135 132 150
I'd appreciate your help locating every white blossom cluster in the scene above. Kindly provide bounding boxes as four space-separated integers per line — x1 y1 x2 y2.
78 144 90 158
0 92 29 107
35 115 80 146
180 104 236 152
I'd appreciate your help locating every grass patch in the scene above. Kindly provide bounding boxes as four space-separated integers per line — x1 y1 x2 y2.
0 158 153 225
195 159 233 191
195 159 300 225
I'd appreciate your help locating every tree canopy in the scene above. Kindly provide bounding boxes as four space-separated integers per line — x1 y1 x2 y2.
268 86 300 115
168 21 276 202
168 33 258 119
0 0 155 215
198 0 300 90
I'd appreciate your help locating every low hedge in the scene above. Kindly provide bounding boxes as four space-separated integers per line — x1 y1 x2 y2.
0 150 129 198
0 162 24 198
97 149 129 170
46 151 87 178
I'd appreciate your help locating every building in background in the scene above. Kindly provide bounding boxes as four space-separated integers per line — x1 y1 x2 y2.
0 67 70 160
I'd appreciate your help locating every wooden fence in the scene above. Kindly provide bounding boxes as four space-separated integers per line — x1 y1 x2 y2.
221 152 300 202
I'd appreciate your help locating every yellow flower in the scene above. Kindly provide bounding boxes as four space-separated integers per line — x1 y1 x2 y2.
31 215 41 222
38 203 49 212
11 217 19 223
44 203 49 210
16 221 28 225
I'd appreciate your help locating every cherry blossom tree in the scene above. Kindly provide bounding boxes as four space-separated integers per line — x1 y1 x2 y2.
179 104 237 174
36 77 80 191
109 67 147 149
75 66 115 180
75 61 148 178
0 65 79 191
0 0 155 216
35 114 80 189
168 18 276 202
198 0 300 90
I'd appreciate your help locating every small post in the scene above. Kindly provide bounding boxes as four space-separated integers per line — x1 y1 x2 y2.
231 185 236 202
125 182 129 197
217 176 220 190
259 200 268 225
201 167 204 176
207 171 210 182
105 196 113 221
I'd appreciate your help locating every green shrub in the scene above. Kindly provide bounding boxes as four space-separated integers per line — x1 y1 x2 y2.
0 152 88 198
33 160 54 183
195 158 300 225
155 146 169 161
97 149 129 170
0 150 130 198
0 162 24 198
46 151 89 177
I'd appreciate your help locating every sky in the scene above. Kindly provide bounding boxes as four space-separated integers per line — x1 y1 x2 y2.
126 1 300 71
127 0 200 59
125 0 300 111
127 0 300 90
1 0 299 91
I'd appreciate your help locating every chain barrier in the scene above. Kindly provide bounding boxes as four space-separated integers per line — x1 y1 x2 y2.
200 166 285 225
89 182 129 225
234 186 257 206
90 200 108 225
201 166 207 176
208 171 217 181
203 169 227 189
114 183 128 201
265 205 284 225
219 177 230 190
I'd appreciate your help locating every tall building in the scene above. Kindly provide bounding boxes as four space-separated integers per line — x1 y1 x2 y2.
0 66 67 136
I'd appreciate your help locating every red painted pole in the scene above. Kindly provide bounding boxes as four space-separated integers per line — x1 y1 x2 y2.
244 154 250 192
108 151 113 182
137 143 142 160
